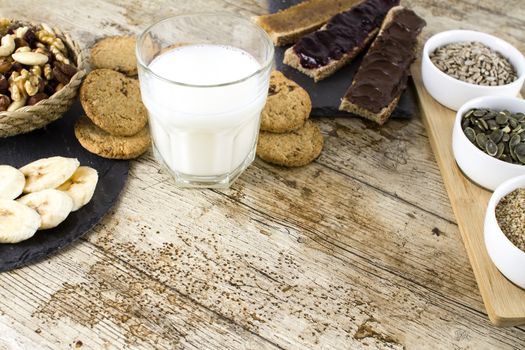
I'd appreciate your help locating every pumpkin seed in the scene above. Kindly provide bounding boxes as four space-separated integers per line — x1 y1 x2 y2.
476 133 488 149
496 142 505 158
515 112 525 121
510 144 518 161
485 139 498 156
510 134 521 148
496 113 509 124
487 119 498 130
464 127 476 143
489 129 503 143
482 112 495 121
515 143 525 163
462 118 471 129
473 109 486 117
479 118 489 130
464 109 474 119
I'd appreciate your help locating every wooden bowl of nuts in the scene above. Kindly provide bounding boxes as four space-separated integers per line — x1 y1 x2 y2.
0 19 86 138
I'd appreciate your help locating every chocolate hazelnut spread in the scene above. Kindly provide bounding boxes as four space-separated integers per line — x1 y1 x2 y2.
292 0 400 69
344 8 426 113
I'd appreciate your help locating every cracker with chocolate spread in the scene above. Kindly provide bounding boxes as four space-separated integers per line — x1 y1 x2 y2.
339 6 426 124
283 0 399 82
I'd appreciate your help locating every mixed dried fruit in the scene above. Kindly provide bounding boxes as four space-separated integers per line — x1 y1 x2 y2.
0 18 78 112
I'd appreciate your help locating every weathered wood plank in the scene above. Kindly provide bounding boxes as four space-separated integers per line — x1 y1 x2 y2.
82 154 525 349
0 243 280 350
315 116 455 223
0 0 524 349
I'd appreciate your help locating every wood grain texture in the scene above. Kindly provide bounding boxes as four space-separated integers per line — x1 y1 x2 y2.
0 0 525 349
411 62 525 327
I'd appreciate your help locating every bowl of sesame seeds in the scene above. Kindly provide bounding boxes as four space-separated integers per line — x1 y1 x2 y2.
485 174 525 289
422 30 525 110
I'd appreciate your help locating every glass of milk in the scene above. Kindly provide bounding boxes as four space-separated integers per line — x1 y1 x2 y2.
136 13 274 188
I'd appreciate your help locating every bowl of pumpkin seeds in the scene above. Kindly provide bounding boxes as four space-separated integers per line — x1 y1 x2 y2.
422 30 525 110
453 96 525 190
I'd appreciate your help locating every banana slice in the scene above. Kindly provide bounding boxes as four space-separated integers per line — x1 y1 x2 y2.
20 156 80 193
0 199 41 243
57 166 98 211
17 189 73 230
0 165 25 200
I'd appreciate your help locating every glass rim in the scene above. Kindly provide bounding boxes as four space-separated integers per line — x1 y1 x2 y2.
135 12 275 88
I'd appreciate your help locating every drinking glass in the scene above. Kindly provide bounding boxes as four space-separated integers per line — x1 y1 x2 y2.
136 13 274 188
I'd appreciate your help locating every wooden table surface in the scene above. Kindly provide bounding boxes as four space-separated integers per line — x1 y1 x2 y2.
1 0 525 349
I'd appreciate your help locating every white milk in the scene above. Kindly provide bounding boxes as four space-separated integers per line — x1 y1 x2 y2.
140 44 267 177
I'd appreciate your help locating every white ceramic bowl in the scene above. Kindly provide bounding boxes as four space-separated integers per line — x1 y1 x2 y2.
453 96 525 191
485 175 525 289
422 30 525 110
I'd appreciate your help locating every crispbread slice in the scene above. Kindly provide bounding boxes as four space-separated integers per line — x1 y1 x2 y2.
339 6 425 124
254 0 362 46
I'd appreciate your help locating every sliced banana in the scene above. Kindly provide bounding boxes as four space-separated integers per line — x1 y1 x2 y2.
20 156 80 193
0 165 25 200
57 166 98 211
0 199 41 243
18 189 73 230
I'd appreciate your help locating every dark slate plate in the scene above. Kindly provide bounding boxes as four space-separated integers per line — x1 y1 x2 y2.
271 0 418 119
0 100 129 272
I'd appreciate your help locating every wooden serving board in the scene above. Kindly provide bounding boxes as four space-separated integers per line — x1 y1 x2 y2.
411 62 525 327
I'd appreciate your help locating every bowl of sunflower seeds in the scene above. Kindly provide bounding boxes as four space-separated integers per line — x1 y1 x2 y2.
422 30 525 111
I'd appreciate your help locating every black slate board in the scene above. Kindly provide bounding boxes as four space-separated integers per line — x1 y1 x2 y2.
271 0 418 119
0 100 129 272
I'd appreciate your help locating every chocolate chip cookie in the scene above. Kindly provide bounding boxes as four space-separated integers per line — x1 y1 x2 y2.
257 120 324 167
90 36 138 76
260 71 311 133
75 115 150 160
80 69 148 136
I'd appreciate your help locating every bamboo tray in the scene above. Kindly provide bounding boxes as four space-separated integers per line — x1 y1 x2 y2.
411 62 525 327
